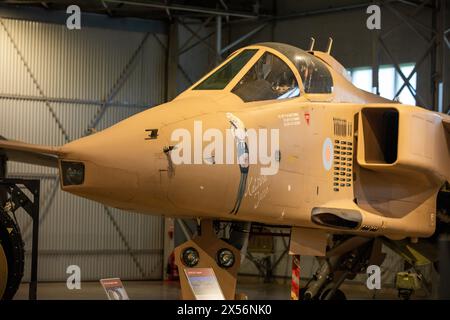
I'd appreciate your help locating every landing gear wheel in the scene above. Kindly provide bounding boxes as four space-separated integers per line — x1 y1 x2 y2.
0 211 25 300
319 288 347 300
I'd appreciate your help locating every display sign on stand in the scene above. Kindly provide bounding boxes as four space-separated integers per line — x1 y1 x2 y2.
184 268 225 300
100 278 129 300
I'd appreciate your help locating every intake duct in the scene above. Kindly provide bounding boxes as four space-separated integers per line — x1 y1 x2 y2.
360 108 399 164
311 207 362 230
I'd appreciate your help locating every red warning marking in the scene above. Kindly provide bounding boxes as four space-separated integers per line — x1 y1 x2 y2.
290 255 301 300
304 112 310 125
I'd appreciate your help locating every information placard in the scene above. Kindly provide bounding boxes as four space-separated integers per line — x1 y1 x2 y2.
100 278 129 300
184 268 225 300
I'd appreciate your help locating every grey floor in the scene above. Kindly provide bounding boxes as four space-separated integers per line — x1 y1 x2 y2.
14 277 429 300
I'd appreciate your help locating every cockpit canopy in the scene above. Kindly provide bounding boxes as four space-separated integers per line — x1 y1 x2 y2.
193 42 333 102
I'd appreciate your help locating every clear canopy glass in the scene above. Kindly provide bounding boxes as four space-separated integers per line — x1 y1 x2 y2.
257 42 333 94
193 42 333 101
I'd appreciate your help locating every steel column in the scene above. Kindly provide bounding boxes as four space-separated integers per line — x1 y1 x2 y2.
431 0 438 111
166 20 179 101
216 15 222 64
29 181 39 300
442 0 448 113
372 27 380 95
152 32 194 85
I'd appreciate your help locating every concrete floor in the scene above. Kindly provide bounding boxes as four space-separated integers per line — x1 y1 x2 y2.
14 277 429 300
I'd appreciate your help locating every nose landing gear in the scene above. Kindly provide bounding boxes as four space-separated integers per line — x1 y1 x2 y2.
298 237 385 300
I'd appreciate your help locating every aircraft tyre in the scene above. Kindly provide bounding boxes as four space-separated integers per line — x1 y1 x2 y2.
0 211 24 300
0 242 7 298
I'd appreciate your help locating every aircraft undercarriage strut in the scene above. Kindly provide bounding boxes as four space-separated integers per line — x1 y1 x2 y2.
299 237 384 300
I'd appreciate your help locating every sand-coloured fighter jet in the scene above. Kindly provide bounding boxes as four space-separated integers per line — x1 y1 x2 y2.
1 42 449 300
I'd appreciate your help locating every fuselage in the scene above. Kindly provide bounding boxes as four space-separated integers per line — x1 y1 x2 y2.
57 43 450 240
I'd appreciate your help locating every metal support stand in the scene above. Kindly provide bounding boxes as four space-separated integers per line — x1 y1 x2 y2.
174 219 241 300
0 178 40 300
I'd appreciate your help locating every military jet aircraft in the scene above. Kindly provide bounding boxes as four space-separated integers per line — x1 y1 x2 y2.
1 42 449 300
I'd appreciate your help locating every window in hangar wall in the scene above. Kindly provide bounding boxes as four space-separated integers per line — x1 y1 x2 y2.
347 63 416 105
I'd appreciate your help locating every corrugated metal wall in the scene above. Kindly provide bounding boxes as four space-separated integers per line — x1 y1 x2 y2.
0 18 167 281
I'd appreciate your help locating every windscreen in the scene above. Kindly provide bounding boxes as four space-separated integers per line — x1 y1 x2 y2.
232 51 299 102
193 49 258 90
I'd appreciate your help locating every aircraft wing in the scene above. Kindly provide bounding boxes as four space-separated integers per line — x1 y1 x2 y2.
0 138 62 168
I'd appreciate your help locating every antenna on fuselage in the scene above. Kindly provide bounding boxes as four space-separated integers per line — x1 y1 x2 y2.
326 37 333 54
308 37 315 51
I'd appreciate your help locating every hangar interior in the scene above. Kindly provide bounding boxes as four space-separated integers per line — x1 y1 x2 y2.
0 0 448 300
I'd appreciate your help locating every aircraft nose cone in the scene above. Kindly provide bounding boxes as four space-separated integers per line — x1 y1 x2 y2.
58 121 170 211
59 145 141 206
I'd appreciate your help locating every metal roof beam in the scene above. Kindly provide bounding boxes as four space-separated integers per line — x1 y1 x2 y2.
103 0 260 19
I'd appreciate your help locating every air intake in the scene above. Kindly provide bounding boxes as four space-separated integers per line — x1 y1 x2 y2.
311 207 362 230
361 108 399 164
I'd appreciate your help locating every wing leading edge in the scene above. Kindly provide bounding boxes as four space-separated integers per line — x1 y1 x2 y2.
0 138 62 168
